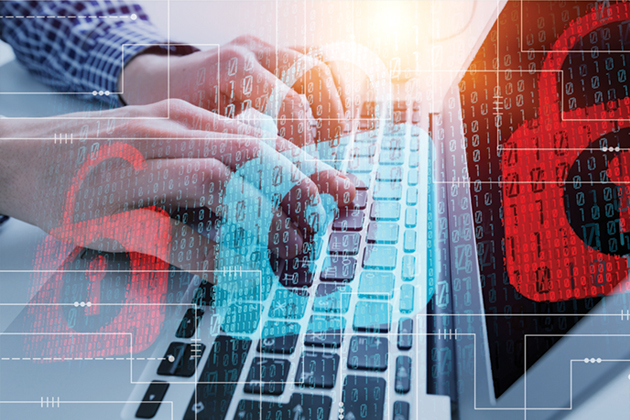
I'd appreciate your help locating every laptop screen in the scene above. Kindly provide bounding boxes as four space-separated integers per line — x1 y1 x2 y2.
460 0 630 398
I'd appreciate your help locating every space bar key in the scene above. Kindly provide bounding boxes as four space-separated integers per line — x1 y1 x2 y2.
183 335 251 420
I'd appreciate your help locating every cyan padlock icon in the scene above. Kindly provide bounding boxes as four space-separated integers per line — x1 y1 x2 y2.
502 3 630 302
25 143 172 359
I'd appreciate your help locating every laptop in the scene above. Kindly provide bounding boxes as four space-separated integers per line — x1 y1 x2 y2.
4 1 629 420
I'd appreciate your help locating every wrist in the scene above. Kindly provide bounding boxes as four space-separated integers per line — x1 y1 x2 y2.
119 53 172 106
0 120 41 223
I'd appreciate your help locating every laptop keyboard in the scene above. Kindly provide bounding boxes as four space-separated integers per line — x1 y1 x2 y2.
133 115 434 420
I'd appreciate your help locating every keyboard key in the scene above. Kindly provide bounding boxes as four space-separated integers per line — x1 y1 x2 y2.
406 187 418 206
376 166 403 182
235 394 332 420
305 315 346 348
384 122 406 135
403 230 417 253
353 301 392 333
280 259 315 288
399 284 414 314
379 149 405 165
313 284 352 313
395 356 412 394
347 171 371 190
404 208 417 228
381 136 404 150
333 208 365 232
370 202 401 221
397 318 413 350
321 256 357 282
350 143 378 158
373 180 402 201
244 357 290 395
270 289 309 319
367 222 399 244
347 336 389 371
358 271 394 300
183 336 250 420
295 351 339 389
402 255 416 281
175 308 204 339
363 245 397 270
410 135 420 151
328 232 361 255
136 381 169 419
345 172 369 190
258 321 300 354
157 342 205 377
213 271 266 303
409 151 419 168
222 302 261 334
408 169 419 186
348 155 374 173
342 376 386 420
394 401 410 420
352 189 368 209
355 130 379 143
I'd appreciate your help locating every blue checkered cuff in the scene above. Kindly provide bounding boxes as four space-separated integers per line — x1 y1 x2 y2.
81 20 197 107
0 1 197 109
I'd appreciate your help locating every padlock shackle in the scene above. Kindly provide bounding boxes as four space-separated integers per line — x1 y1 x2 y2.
61 143 147 225
540 2 630 116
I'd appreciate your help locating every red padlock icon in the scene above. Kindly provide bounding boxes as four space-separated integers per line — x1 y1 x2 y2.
24 143 172 359
503 3 630 302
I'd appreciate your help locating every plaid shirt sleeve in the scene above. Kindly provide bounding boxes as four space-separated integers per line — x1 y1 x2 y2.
0 1 197 107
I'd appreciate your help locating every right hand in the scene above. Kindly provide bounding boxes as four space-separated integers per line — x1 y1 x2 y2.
0 99 356 277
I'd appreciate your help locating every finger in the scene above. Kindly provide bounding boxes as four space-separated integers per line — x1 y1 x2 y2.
291 47 366 119
111 157 305 260
135 99 269 140
218 46 315 146
135 125 335 236
271 136 357 207
151 135 356 209
129 104 353 224
241 40 347 146
227 139 327 237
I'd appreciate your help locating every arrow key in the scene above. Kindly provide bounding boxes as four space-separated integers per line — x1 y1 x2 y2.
157 342 205 377
397 318 413 350
135 381 169 419
175 308 204 339
184 336 251 420
394 356 411 394
393 401 410 420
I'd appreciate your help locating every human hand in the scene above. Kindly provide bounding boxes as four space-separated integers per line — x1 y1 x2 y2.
120 35 350 148
0 100 356 277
